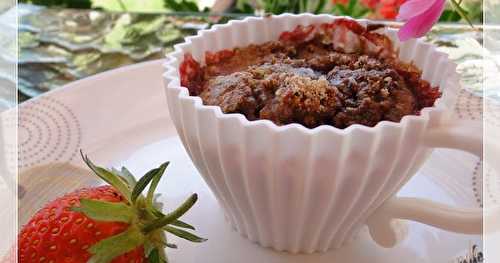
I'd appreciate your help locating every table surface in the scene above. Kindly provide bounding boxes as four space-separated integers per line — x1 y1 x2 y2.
2 4 499 107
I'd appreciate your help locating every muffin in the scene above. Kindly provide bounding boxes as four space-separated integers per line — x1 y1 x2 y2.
180 18 441 129
164 14 463 253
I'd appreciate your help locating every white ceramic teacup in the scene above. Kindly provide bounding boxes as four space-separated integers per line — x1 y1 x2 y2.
163 14 483 253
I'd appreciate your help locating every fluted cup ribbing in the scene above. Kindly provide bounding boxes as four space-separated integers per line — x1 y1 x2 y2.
163 14 460 253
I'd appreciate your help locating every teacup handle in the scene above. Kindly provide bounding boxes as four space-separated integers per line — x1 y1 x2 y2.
367 120 483 248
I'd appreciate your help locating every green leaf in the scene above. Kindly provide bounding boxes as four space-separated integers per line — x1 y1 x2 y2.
147 244 168 263
171 219 195 230
163 0 199 12
348 0 357 14
166 243 178 249
25 0 91 8
300 0 308 12
149 211 196 231
81 151 132 202
131 161 169 203
164 0 181 10
271 0 280 13
180 0 199 12
277 3 289 14
147 162 169 206
144 240 156 258
116 0 127 11
72 199 134 223
354 7 370 18
142 194 198 233
147 249 161 263
152 206 166 217
164 226 207 243
313 0 327 14
92 0 167 12
88 226 145 263
449 0 474 27
335 4 348 15
119 167 137 188
439 9 462 22
241 2 255 13
111 167 136 189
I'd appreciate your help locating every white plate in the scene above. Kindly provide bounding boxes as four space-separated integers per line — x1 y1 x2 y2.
15 60 487 262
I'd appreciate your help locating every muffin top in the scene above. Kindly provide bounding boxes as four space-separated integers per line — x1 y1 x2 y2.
180 19 441 129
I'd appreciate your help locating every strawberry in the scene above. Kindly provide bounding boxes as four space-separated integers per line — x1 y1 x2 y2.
18 152 206 263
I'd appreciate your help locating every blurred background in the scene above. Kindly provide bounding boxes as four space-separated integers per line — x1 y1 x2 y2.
18 0 483 21
1 0 488 106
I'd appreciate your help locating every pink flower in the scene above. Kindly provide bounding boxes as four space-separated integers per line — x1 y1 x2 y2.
396 0 446 41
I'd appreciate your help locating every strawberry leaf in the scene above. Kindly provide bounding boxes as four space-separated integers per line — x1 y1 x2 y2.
151 206 194 230
131 161 169 203
152 207 165 217
144 240 156 257
81 151 132 202
164 226 207 243
147 162 169 205
147 246 168 263
88 225 145 263
166 243 178 249
121 167 137 183
77 154 205 263
111 167 137 188
171 219 195 230
72 199 134 223
147 248 161 263
142 194 198 233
